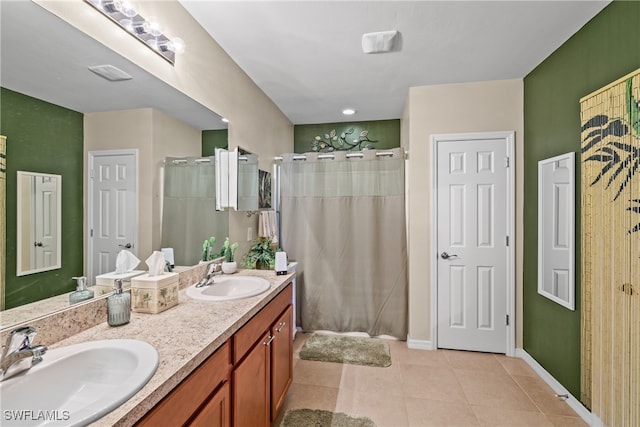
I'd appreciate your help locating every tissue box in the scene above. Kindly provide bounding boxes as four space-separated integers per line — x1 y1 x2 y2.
94 270 146 295
130 272 179 314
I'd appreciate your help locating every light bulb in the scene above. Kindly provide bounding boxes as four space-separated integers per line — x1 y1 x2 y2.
147 19 163 37
116 0 138 18
167 37 185 54
147 38 159 51
119 18 133 32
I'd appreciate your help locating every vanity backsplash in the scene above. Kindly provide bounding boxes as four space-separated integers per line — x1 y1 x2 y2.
0 262 214 347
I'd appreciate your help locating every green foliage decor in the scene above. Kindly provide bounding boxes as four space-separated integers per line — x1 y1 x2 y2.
311 128 377 152
243 237 276 270
201 236 238 262
201 236 217 262
222 237 238 262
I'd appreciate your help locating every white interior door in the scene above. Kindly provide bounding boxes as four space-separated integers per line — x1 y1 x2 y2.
435 133 513 353
88 150 137 283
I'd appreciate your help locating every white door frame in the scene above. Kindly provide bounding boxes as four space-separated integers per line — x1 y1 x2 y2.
87 149 139 282
430 131 516 357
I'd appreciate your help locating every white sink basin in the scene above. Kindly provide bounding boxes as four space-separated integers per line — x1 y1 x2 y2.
0 339 158 426
186 275 271 301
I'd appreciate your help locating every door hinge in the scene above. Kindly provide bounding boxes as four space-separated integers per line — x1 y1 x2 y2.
505 157 510 168
90 229 93 237
90 169 94 179
506 236 509 246
506 314 510 326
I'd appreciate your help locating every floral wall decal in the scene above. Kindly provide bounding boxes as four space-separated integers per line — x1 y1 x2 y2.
311 128 378 152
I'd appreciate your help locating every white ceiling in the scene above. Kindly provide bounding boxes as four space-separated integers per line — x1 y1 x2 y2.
1 1 610 129
180 0 610 124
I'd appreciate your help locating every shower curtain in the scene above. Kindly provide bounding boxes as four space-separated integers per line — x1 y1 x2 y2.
161 157 228 266
280 148 408 339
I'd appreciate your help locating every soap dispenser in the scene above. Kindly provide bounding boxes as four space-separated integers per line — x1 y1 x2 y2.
107 279 131 327
69 276 94 304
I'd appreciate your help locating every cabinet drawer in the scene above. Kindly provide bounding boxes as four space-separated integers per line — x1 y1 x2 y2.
136 341 231 426
233 284 292 364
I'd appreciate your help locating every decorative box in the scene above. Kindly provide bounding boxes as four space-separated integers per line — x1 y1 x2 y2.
94 270 146 295
130 272 179 314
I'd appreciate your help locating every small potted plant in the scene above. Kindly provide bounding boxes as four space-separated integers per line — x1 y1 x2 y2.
243 237 276 270
201 236 217 263
221 237 239 274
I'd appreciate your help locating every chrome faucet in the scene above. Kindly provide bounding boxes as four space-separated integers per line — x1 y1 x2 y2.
0 326 48 381
195 262 222 287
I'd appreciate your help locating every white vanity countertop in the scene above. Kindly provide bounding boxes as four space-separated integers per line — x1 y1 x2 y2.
48 269 294 427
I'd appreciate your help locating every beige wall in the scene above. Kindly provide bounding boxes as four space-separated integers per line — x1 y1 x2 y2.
84 108 202 261
38 0 293 263
404 79 524 347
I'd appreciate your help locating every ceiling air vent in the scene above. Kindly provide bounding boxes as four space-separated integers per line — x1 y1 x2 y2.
361 30 399 54
88 65 133 82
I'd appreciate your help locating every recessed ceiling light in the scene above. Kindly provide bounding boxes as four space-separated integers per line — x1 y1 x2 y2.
342 108 356 115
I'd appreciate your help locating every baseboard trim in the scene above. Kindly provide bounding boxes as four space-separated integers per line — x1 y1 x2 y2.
516 349 594 426
406 337 433 350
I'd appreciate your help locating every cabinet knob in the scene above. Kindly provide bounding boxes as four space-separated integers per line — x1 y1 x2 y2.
276 321 286 333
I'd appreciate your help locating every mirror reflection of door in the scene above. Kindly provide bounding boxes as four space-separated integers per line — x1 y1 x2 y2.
16 171 62 276
88 150 137 284
32 175 58 269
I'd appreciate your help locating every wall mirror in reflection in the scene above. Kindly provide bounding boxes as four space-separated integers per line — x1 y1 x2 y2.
215 147 259 212
16 171 62 276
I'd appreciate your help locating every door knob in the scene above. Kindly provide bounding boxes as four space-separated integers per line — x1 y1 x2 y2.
118 243 133 249
34 242 44 247
441 252 458 260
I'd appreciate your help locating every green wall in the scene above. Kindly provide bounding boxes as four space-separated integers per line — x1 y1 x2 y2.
523 1 640 399
294 119 400 154
1 88 84 309
202 129 228 156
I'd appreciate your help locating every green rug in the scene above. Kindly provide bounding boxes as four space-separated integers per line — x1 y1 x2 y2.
280 409 376 427
299 334 391 367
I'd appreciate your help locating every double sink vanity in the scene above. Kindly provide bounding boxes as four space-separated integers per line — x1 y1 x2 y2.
0 265 295 426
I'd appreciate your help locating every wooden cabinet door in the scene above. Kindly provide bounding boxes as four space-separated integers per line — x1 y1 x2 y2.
190 381 231 427
232 331 271 427
270 305 293 421
137 342 230 427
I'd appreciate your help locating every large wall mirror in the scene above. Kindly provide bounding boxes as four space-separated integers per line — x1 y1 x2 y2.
0 1 229 326
16 171 62 276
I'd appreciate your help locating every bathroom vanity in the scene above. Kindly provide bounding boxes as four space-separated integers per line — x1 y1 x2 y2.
7 267 295 426
136 281 293 427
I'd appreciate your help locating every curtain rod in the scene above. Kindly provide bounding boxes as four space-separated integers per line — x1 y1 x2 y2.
164 157 213 165
274 150 404 161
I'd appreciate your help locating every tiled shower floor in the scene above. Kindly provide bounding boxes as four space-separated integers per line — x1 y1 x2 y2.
274 333 588 427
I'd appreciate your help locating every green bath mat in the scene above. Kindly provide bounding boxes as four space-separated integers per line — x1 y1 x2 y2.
299 334 391 367
280 409 377 427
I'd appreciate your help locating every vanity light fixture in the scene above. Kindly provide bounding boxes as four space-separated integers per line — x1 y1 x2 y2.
84 0 185 65
342 108 357 116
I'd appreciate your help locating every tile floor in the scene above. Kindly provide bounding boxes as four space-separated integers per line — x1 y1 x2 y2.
275 333 588 427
